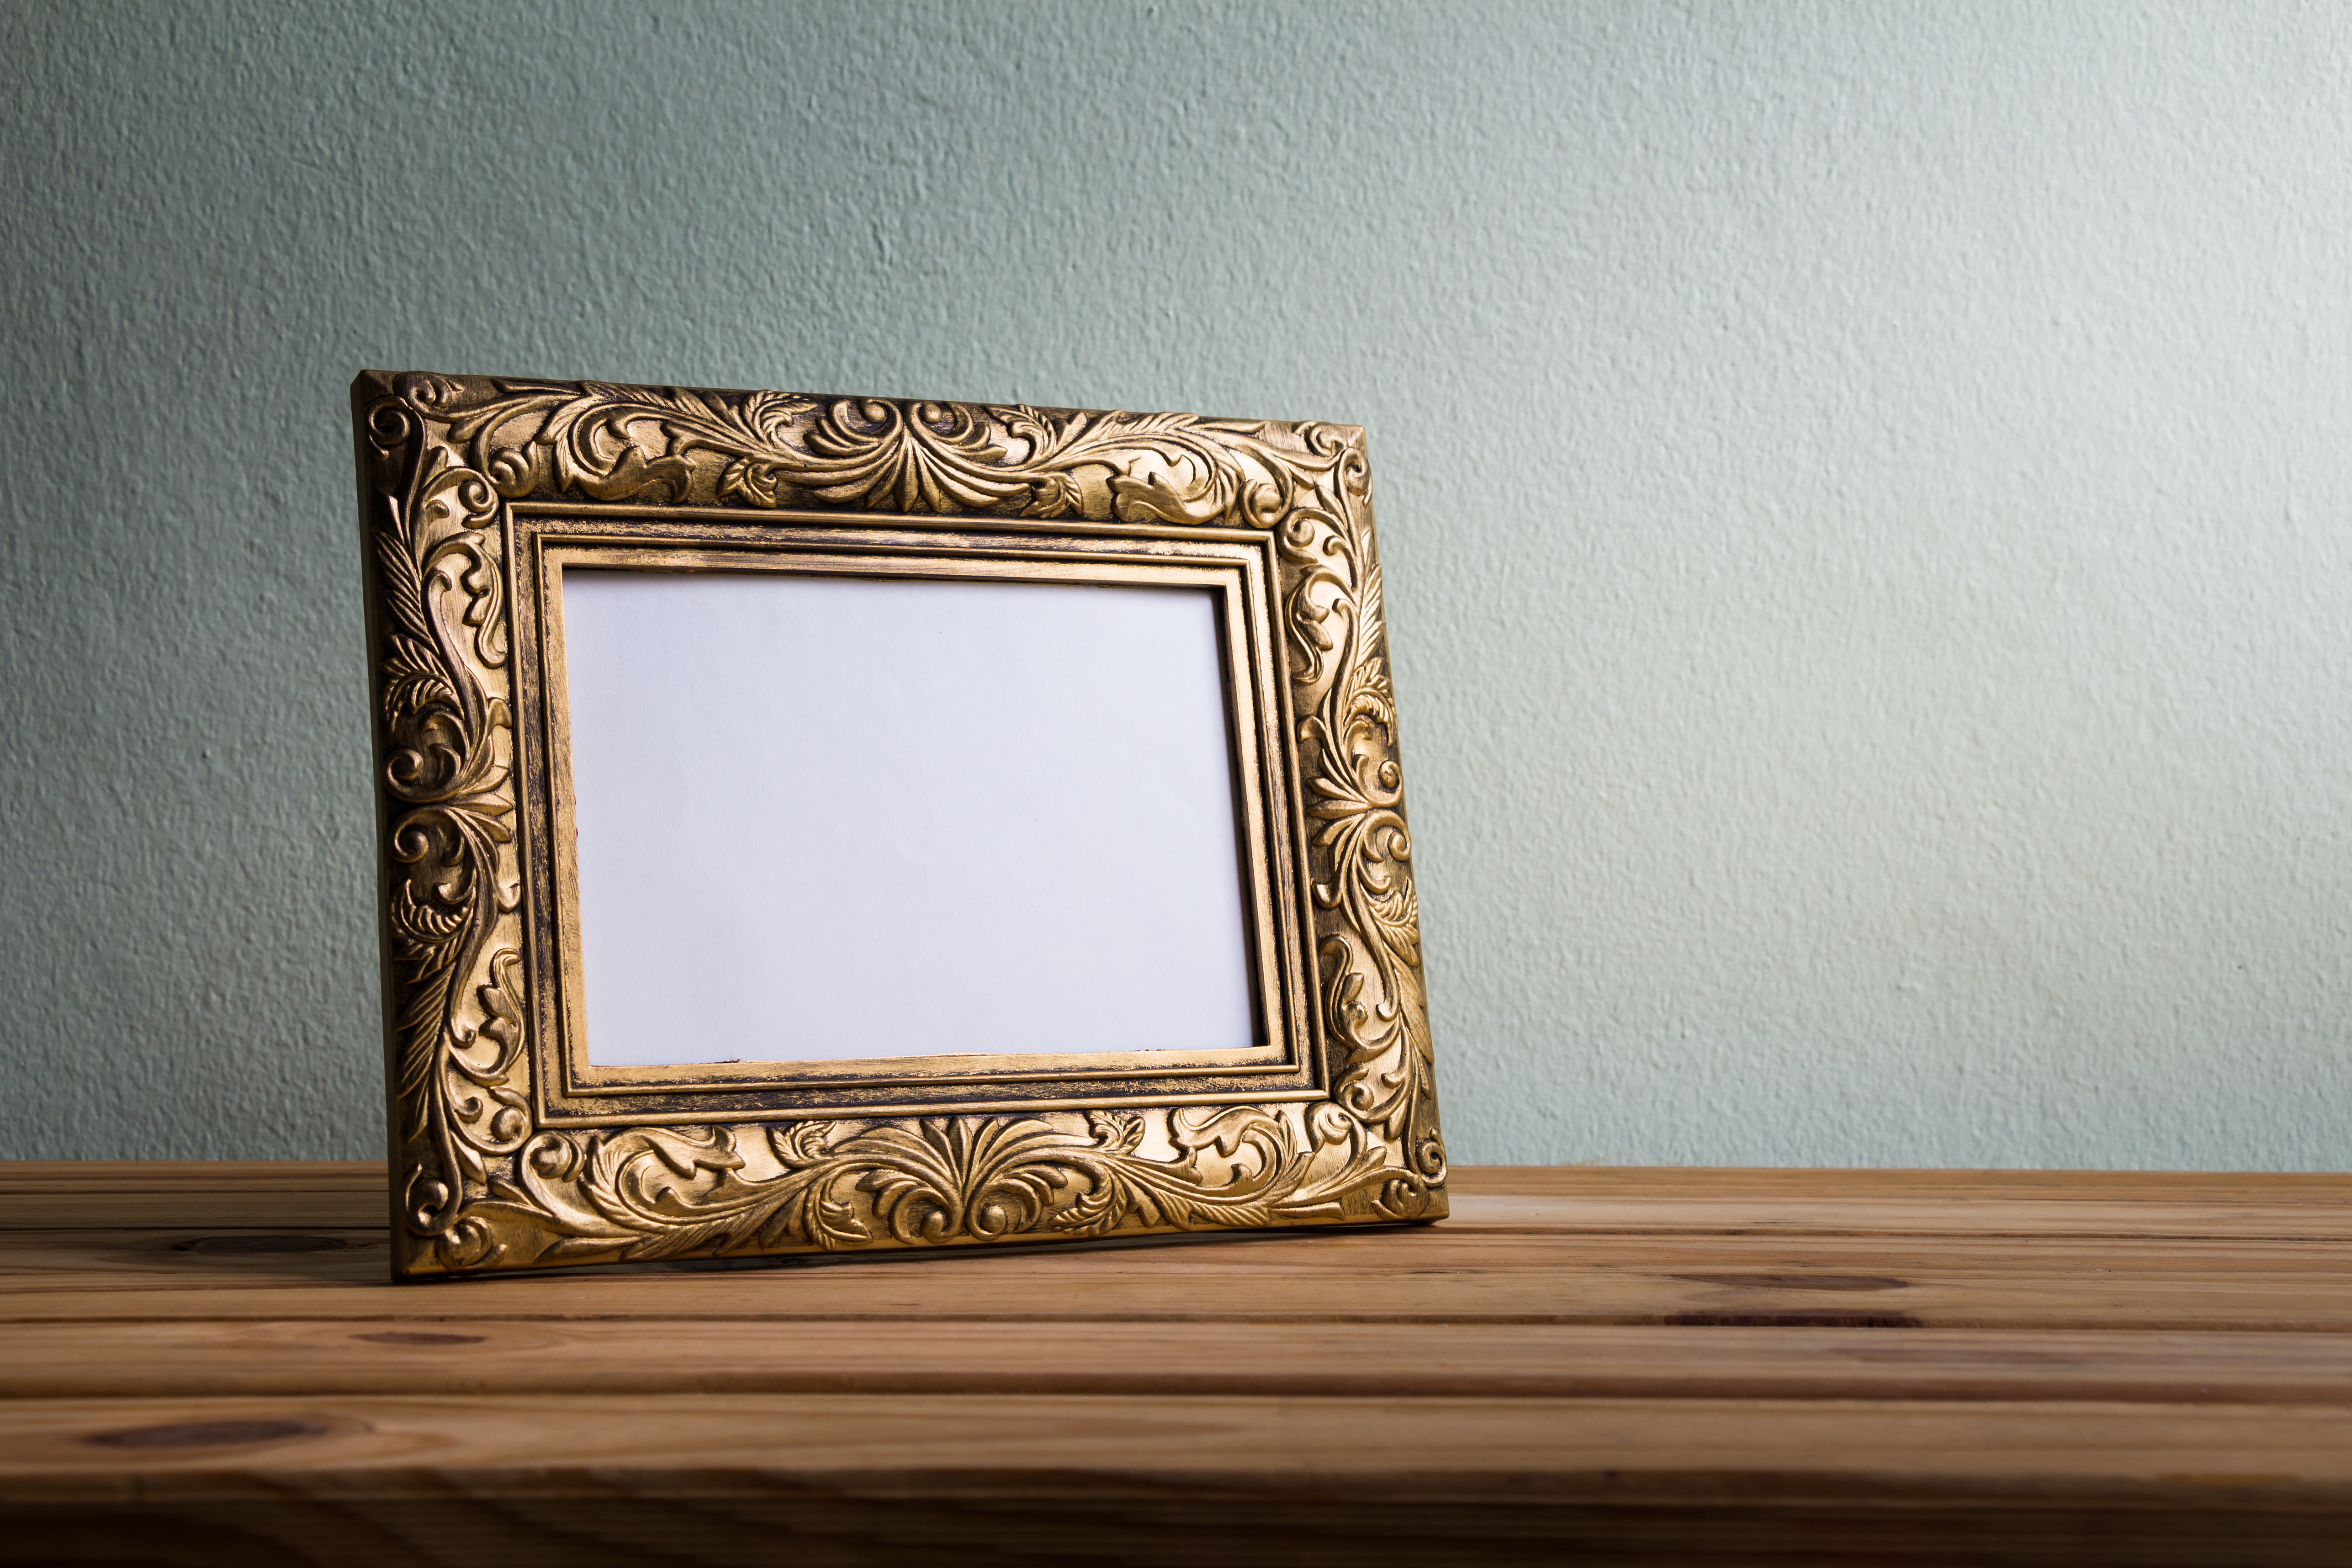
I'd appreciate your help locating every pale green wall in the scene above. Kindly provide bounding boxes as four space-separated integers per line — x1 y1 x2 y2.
4 1 2347 1166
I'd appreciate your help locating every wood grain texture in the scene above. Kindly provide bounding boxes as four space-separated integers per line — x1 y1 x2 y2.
1 1163 2347 1566
6 1229 2344 1331
2 1320 2347 1404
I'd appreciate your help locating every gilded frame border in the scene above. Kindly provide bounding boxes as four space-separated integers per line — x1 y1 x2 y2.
526 533 1312 1117
353 372 1444 1279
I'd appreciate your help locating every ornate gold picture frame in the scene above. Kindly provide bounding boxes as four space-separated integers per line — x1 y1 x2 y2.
353 372 1444 1279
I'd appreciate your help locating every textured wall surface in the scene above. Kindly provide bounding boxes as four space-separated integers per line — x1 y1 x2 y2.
4 1 2347 1166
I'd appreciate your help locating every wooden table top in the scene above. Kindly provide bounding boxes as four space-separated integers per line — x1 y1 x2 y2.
2 1162 2347 1565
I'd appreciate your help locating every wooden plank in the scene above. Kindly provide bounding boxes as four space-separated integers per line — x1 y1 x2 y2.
1447 1192 2352 1240
8 1164 2346 1238
0 1163 385 1232
5 1393 2349 1564
11 1193 2347 1251
4 1227 2345 1331
8 1189 2347 1241
1 1483 2344 1568
1475 1167 2352 1202
0 1162 386 1192
8 1161 2343 1200
0 1191 391 1233
0 1320 2345 1405
2 1391 2346 1492
5 1160 2345 1206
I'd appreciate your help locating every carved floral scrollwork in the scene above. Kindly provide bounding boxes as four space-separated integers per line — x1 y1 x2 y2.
440 1104 1412 1271
357 372 1442 1275
410 376 1345 529
362 394 532 1243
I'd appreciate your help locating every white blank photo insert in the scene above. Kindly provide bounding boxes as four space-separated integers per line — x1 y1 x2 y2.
559 570 1257 1067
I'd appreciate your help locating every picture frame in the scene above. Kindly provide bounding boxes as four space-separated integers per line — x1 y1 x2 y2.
352 372 1445 1279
